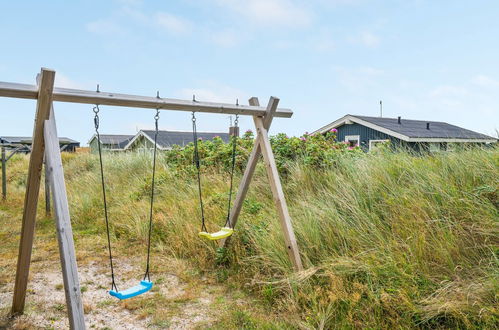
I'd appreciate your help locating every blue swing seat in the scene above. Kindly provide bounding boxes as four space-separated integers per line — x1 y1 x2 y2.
109 280 153 300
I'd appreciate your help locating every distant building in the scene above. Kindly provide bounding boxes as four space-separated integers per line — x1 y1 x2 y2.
88 134 134 153
125 130 230 151
313 115 497 152
0 136 80 152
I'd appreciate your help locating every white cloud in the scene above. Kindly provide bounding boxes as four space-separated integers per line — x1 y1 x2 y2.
115 0 143 6
333 66 385 91
471 75 499 88
358 31 380 47
55 73 87 89
176 82 248 104
86 19 126 36
215 0 312 27
310 30 335 52
154 12 192 35
347 30 380 47
429 85 468 98
208 29 241 47
87 6 192 38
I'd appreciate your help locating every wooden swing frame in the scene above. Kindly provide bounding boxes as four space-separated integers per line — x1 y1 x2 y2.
0 68 303 329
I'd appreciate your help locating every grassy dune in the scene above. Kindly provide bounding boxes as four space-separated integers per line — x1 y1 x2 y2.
1 148 498 328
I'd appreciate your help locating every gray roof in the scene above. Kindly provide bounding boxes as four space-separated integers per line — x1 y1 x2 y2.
92 134 135 148
354 115 495 139
141 130 230 148
1 136 79 144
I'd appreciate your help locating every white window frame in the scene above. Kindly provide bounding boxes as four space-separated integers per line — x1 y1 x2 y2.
369 139 390 150
429 142 441 152
344 135 360 147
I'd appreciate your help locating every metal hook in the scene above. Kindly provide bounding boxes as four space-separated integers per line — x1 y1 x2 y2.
156 91 160 99
192 94 196 102
236 98 239 106
96 84 100 93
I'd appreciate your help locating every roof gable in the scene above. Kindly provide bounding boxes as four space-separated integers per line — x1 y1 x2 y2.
314 115 497 142
88 134 135 148
355 115 495 140
126 130 230 150
1 136 79 144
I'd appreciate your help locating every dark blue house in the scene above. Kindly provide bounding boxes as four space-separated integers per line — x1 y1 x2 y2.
313 115 497 152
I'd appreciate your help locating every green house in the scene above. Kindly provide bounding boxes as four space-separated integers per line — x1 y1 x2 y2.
88 134 135 153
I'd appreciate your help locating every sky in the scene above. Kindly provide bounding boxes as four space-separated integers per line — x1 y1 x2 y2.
1 0 498 145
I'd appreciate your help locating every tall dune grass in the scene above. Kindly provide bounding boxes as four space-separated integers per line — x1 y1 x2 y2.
3 147 498 328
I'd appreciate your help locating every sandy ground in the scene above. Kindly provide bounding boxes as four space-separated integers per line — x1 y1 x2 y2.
0 258 226 329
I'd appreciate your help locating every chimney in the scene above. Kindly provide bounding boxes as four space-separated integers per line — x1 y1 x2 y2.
397 116 401 124
426 122 430 130
229 126 239 137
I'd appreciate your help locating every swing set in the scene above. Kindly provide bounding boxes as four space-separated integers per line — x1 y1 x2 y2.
0 68 303 329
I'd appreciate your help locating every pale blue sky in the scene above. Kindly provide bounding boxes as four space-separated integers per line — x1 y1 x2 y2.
1 0 498 145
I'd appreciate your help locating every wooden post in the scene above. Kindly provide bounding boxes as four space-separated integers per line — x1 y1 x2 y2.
220 97 277 246
44 105 85 329
254 112 303 271
11 68 55 315
44 159 51 215
1 146 6 200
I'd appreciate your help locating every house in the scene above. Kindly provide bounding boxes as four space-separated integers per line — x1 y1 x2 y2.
88 134 134 153
125 130 231 151
313 115 497 152
0 136 80 152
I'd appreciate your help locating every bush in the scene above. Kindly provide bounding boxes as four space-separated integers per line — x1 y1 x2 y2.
162 129 362 174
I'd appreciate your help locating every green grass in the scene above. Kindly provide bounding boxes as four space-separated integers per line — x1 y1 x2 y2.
1 147 498 328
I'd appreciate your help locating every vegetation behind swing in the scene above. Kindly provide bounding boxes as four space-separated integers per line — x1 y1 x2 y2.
17 135 496 328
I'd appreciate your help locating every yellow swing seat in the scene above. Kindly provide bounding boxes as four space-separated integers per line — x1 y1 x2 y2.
198 227 234 241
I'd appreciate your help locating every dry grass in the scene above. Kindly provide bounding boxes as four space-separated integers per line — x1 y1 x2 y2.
0 148 498 328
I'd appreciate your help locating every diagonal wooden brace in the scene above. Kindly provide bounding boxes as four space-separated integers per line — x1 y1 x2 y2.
220 97 276 245
44 105 86 329
253 116 303 271
221 97 303 271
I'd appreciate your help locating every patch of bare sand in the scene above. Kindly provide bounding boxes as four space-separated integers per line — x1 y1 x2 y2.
0 258 221 329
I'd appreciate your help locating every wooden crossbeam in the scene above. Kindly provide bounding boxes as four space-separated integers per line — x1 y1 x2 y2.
12 68 55 314
0 81 293 117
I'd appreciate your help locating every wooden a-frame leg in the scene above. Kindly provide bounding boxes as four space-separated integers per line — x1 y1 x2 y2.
222 96 303 271
220 97 278 247
254 114 303 271
12 68 55 315
2 146 6 200
44 158 51 215
44 104 86 329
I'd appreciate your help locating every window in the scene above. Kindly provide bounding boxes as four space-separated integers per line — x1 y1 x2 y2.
369 139 389 150
344 135 360 147
429 143 441 152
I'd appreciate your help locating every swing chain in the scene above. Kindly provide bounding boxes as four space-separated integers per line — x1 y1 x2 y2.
93 104 118 292
155 109 160 131
93 105 100 130
192 111 207 232
225 114 239 227
144 108 160 282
